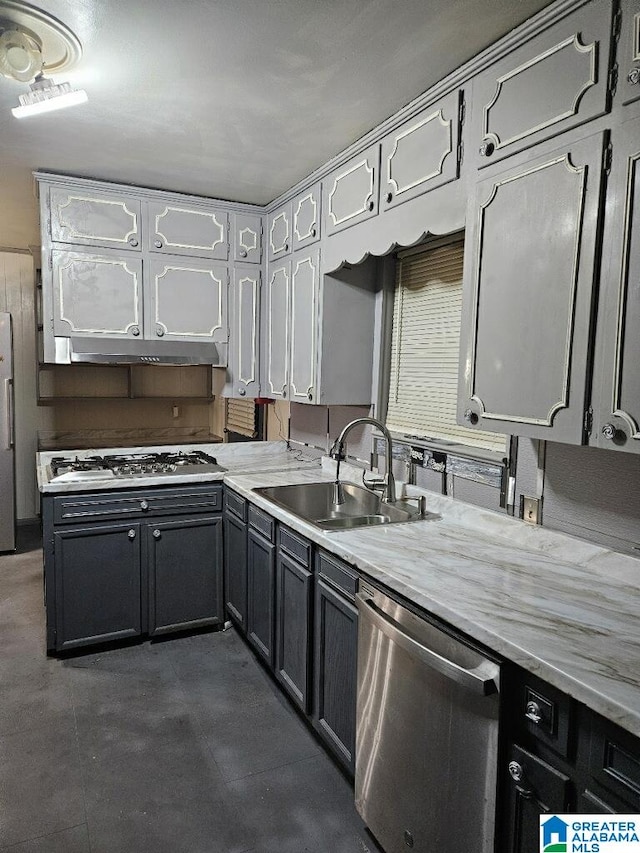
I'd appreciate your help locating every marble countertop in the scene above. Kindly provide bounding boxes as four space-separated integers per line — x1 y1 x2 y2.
225 461 640 738
37 441 322 493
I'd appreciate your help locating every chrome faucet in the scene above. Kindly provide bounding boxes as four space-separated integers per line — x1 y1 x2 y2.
329 417 396 504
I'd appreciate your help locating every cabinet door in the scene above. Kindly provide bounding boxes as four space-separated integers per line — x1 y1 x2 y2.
323 144 380 236
593 118 640 452
229 265 260 398
146 256 228 343
247 527 276 667
380 90 462 210
313 578 358 774
53 523 142 651
275 550 312 713
224 510 248 629
49 187 142 251
619 0 640 108
503 744 571 853
458 130 606 444
292 184 321 250
264 260 290 399
147 516 223 636
473 0 614 167
51 248 143 339
268 203 292 262
289 247 319 405
147 203 228 260
233 213 262 264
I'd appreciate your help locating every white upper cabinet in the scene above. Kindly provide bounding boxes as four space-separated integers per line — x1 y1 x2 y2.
619 0 640 108
232 213 262 264
268 203 293 262
472 0 614 167
323 144 380 236
147 203 228 260
380 91 462 210
226 264 261 398
292 184 321 251
50 188 142 251
289 247 320 404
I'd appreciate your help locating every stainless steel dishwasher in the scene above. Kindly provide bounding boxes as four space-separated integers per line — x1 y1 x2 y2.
355 581 501 853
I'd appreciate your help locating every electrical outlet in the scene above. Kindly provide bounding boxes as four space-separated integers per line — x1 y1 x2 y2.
521 496 540 524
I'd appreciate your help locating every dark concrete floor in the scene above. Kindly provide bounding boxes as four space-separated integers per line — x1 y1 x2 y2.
0 525 376 853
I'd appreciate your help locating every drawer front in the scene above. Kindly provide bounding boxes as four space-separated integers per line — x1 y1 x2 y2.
317 550 358 598
248 504 275 542
473 0 614 168
590 715 640 809
279 526 312 567
224 488 247 522
514 670 573 758
53 485 222 524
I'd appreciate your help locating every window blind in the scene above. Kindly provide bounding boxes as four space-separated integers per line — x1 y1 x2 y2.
226 398 257 438
386 240 505 453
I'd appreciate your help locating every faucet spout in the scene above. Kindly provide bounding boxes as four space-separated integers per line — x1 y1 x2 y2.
330 417 396 503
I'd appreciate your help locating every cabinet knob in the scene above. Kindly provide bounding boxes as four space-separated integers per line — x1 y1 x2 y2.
128 236 139 247
479 139 495 157
464 408 479 425
367 199 375 212
628 67 640 85
525 700 542 724
310 227 317 237
154 239 163 249
508 761 524 782
282 388 287 398
156 326 165 337
601 423 617 440
307 390 313 401
238 388 246 396
284 243 289 252
153 529 161 539
128 529 136 539
131 326 140 337
386 191 393 203
239 248 247 258
140 500 149 511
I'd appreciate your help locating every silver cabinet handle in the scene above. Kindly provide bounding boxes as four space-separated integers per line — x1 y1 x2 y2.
239 248 247 258
128 529 136 539
156 326 165 337
356 593 499 695
131 326 140 336
601 423 617 440
479 139 495 157
4 378 13 450
153 529 161 539
464 408 479 425
238 388 246 396
154 239 163 249
307 389 313 401
525 700 542 724
140 501 149 511
508 761 524 782
310 227 317 237
628 67 640 85
128 236 139 247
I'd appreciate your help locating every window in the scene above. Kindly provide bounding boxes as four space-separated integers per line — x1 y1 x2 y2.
386 237 505 453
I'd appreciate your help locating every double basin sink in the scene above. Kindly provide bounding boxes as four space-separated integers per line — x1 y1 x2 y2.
254 481 439 531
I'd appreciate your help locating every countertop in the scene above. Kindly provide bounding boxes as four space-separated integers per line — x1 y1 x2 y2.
224 460 640 739
38 441 640 739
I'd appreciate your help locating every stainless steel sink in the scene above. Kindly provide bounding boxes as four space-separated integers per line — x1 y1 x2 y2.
253 481 439 530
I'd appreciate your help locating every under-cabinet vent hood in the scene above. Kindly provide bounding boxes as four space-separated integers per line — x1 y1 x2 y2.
56 337 227 366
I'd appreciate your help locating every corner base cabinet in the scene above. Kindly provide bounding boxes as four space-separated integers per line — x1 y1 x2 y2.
43 484 224 653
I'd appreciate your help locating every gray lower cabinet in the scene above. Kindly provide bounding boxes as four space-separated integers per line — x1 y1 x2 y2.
619 0 640 109
223 493 248 628
458 128 606 444
53 522 143 652
147 516 223 635
593 116 640 452
472 0 614 168
44 485 224 653
275 529 313 712
246 515 276 666
313 553 359 775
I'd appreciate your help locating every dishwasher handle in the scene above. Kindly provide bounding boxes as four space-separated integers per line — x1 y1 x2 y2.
357 593 499 696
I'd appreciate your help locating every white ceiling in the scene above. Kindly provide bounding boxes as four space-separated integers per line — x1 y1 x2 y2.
0 0 552 249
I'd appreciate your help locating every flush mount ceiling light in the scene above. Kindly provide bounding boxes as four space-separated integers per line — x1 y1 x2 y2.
0 0 87 117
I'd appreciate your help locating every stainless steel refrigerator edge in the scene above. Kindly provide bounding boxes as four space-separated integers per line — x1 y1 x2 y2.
0 313 16 551
355 582 500 853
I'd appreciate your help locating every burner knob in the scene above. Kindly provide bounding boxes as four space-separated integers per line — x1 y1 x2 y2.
153 529 161 539
140 500 149 511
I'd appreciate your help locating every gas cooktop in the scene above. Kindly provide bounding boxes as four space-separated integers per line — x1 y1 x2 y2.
49 450 226 481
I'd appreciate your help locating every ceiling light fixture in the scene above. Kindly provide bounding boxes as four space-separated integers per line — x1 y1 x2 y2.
0 1 86 118
11 72 87 117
